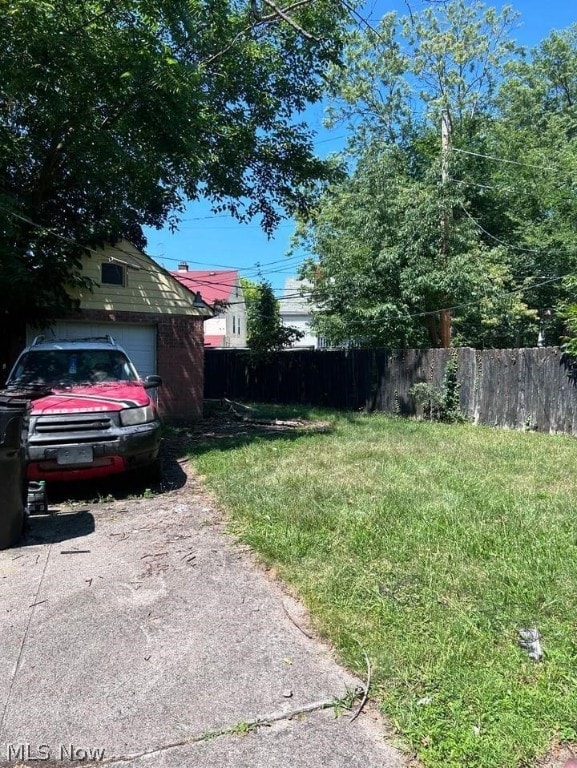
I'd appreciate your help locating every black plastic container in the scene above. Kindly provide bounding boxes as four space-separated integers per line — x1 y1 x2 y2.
0 395 29 550
27 480 48 515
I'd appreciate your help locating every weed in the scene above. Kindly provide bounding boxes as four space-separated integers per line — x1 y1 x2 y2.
198 729 220 742
410 356 466 423
229 721 256 736
95 493 115 504
332 686 363 718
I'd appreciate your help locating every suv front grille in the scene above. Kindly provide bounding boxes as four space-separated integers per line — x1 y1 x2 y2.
31 412 117 442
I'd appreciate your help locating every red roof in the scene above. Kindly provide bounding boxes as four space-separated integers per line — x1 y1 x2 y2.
204 335 226 348
170 269 239 305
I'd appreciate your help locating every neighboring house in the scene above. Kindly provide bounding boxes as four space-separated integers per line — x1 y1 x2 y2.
171 265 247 348
20 241 213 422
278 278 325 349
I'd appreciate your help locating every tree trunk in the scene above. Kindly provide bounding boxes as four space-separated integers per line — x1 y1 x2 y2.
439 308 451 348
426 315 439 347
440 111 452 348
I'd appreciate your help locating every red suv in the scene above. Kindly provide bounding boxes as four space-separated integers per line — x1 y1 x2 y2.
5 336 162 482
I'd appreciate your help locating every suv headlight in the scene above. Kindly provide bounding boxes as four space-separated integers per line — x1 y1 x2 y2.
120 405 157 426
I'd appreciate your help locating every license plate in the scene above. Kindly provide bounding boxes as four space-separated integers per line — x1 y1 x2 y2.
57 446 94 465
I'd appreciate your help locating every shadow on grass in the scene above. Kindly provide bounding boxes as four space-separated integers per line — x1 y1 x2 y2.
38 402 340 505
174 401 337 458
188 421 334 457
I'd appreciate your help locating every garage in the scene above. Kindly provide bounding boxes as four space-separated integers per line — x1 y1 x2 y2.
26 322 157 379
14 242 213 422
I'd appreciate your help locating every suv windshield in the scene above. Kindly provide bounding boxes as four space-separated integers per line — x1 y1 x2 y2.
8 349 138 388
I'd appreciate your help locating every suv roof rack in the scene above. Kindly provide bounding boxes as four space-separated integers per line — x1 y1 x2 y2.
31 334 117 346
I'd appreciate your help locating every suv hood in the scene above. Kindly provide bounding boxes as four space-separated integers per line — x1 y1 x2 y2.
29 382 151 414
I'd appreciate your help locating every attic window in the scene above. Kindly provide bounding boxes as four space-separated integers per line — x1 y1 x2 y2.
101 263 125 286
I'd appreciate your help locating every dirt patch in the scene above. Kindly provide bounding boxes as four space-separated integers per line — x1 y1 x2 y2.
536 744 577 768
177 400 332 447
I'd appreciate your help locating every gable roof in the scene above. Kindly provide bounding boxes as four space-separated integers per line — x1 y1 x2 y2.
171 269 240 306
279 278 315 315
204 334 226 347
71 241 214 317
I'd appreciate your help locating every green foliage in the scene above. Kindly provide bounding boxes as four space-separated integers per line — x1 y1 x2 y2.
299 142 531 348
0 0 347 344
488 26 577 343
245 279 303 352
239 277 262 311
557 276 577 354
410 357 466 423
297 1 577 350
409 382 445 421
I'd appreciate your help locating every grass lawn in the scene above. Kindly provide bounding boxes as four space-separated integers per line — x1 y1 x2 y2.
190 406 577 767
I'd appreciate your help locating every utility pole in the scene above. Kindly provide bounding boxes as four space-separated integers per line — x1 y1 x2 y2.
439 109 452 348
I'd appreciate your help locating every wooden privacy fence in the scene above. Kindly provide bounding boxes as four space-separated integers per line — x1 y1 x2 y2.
204 347 577 435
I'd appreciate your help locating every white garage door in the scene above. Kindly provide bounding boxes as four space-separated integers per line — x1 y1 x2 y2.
27 322 157 379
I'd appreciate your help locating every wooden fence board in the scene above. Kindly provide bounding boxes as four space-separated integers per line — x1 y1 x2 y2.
204 347 577 436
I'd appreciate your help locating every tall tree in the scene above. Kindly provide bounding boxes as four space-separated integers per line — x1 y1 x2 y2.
300 0 526 348
299 139 535 348
488 25 577 345
0 0 347 353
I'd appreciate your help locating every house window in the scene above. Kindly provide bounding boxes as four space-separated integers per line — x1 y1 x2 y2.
101 263 125 286
237 318 241 335
232 316 236 334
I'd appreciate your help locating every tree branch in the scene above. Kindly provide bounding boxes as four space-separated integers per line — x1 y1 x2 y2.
259 0 316 23
261 0 319 41
30 125 74 213
202 0 319 67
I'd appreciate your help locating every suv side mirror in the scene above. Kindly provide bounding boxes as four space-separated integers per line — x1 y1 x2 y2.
143 375 162 389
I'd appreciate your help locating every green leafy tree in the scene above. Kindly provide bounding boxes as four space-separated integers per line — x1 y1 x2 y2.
239 277 262 314
299 0 527 348
245 280 303 351
487 25 577 345
0 0 347 364
299 141 534 348
326 0 518 149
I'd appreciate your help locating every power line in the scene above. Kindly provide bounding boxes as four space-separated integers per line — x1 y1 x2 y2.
4 209 161 272
407 272 565 321
458 203 572 257
158 250 304 271
5 203 572 324
449 177 515 193
291 269 566 335
177 221 296 231
3 206 306 290
451 147 567 175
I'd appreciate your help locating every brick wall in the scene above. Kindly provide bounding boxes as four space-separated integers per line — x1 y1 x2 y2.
67 309 205 423
156 316 205 422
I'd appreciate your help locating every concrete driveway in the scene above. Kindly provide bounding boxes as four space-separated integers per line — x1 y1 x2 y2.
0 458 407 767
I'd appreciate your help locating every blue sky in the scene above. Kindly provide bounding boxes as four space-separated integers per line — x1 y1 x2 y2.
143 0 577 295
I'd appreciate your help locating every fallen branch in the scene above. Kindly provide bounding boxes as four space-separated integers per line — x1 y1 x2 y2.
282 600 314 640
60 549 91 555
349 651 371 723
96 697 336 764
